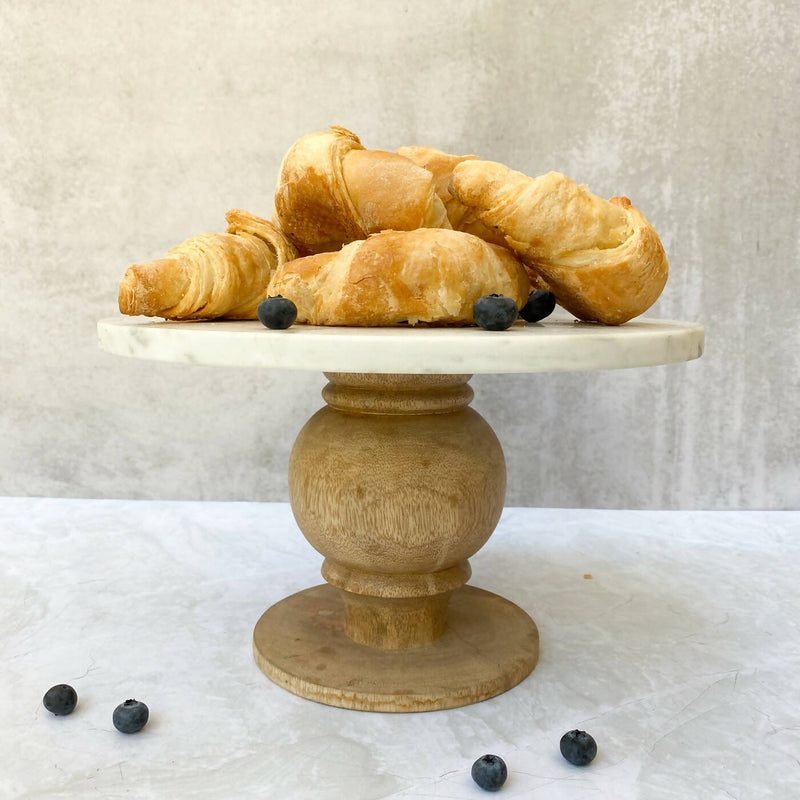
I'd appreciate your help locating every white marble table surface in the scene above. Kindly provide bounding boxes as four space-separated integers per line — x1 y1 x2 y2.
2 498 798 799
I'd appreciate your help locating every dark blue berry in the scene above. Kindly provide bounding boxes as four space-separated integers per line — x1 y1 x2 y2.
113 699 149 733
519 289 556 323
472 294 518 331
257 295 297 329
471 754 507 791
560 729 597 765
43 684 77 716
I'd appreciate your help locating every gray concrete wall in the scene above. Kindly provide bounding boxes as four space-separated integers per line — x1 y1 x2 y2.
1 0 797 509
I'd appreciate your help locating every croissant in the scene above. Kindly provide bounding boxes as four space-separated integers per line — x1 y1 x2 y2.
273 126 450 256
118 209 298 320
450 161 669 324
267 228 531 326
396 145 506 246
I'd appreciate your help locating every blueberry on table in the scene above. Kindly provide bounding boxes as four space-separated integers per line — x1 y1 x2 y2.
472 294 519 331
112 699 149 733
519 289 556 323
560 729 597 765
471 754 507 791
42 684 77 716
257 295 297 329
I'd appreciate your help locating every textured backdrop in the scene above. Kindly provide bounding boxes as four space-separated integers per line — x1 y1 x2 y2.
1 0 797 509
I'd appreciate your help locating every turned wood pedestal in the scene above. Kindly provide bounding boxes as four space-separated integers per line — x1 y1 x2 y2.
253 372 538 711
97 316 704 712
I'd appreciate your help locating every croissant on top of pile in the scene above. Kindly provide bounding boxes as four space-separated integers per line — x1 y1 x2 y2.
118 126 668 327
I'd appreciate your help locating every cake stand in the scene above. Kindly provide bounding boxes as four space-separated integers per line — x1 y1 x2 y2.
97 315 704 712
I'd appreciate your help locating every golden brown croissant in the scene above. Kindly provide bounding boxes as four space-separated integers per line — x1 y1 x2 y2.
273 127 451 256
267 228 531 326
118 209 298 320
396 145 506 246
450 160 668 324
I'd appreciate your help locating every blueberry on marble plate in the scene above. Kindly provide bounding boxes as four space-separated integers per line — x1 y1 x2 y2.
472 294 519 331
112 699 149 733
42 684 77 716
559 729 597 765
519 289 556 323
471 753 507 791
257 295 297 329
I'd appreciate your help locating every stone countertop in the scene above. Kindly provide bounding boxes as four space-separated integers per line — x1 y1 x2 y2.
2 498 798 799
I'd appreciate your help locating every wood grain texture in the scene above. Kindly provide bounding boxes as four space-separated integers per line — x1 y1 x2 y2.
253 372 539 709
253 584 539 712
289 373 505 579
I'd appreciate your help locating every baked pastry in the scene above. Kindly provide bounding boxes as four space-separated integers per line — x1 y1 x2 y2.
118 209 297 320
273 127 450 256
450 160 668 324
267 228 531 326
396 145 506 245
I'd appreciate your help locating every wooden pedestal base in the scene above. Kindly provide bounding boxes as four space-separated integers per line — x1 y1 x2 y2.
253 372 539 711
253 584 539 712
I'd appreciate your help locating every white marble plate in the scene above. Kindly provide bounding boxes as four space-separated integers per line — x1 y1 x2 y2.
97 314 705 374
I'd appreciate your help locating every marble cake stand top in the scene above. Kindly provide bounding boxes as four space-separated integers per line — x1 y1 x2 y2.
97 314 705 374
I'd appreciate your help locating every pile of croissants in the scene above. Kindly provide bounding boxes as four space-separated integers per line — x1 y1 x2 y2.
118 126 668 326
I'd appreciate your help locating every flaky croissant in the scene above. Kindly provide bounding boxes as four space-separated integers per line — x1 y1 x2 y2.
118 209 298 320
396 145 506 246
450 161 669 325
273 127 451 256
267 228 531 326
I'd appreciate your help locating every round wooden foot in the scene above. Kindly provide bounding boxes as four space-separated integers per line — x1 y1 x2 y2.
253 583 539 712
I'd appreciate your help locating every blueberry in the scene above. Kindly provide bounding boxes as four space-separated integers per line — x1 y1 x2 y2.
42 684 77 716
560 729 597 766
519 289 556 323
472 294 518 331
112 699 149 733
257 295 297 329
471 754 507 791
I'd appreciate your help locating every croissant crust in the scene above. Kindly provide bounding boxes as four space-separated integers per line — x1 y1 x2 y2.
396 145 506 245
451 160 668 324
273 126 450 256
118 209 298 320
267 227 530 326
